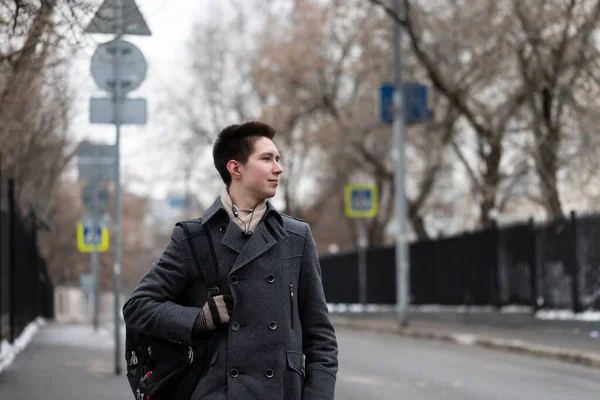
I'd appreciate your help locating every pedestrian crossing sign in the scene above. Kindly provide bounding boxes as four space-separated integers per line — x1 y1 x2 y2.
344 184 378 218
76 221 110 252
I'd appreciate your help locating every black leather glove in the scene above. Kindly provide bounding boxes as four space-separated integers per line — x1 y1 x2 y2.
193 294 233 334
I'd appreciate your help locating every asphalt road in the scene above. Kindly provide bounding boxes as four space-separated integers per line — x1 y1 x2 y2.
335 329 600 400
2 324 599 399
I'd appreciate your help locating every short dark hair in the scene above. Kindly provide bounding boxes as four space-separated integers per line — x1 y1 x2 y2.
213 121 278 186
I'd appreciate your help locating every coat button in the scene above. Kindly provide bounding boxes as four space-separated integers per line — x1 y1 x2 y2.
220 225 226 232
265 369 274 378
266 274 275 283
230 368 239 378
231 322 240 331
230 276 239 285
269 321 277 330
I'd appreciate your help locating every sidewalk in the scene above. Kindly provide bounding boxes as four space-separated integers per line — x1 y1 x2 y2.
331 312 600 369
0 322 130 399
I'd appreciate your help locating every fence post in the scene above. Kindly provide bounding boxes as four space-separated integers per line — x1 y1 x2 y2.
528 218 539 313
0 167 3 340
29 210 40 319
569 211 582 313
8 179 15 343
491 220 501 309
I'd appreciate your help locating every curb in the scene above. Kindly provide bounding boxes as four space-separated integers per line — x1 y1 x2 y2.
332 318 600 370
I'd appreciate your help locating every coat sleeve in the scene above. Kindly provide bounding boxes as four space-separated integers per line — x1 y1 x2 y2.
122 225 202 346
298 224 338 400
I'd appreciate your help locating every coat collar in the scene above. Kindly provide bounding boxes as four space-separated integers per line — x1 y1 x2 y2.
202 197 284 227
202 197 288 273
202 197 228 225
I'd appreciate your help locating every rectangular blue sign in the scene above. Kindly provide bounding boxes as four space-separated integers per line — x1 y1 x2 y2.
380 83 433 125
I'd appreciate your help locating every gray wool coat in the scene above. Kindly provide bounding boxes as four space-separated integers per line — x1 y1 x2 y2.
122 198 338 400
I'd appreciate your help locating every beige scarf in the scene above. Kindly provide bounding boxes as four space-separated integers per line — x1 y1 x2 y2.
220 187 267 233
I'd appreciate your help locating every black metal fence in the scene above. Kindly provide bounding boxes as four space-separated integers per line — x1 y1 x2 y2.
320 212 600 312
0 179 54 344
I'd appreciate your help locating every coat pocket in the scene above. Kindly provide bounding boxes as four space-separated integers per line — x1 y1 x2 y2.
286 351 305 377
285 350 305 399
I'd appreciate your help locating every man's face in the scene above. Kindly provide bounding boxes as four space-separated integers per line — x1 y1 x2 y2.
239 136 283 201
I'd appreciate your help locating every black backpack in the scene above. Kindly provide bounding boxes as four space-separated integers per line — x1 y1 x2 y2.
125 218 221 400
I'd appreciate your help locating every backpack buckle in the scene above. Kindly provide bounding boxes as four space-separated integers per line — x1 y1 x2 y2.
208 287 220 297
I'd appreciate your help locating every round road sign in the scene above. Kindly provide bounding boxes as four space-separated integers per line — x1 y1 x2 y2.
91 39 147 93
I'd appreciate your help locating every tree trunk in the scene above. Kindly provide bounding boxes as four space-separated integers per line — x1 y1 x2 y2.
479 137 502 228
407 200 429 239
535 88 564 219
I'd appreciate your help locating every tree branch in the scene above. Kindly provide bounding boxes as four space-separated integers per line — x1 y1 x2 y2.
366 0 404 24
451 137 482 192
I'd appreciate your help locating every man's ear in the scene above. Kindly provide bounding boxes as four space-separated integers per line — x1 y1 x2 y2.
226 160 242 180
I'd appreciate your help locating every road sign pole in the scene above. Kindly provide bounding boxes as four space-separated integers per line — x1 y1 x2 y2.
113 0 123 376
393 0 410 328
85 0 150 376
92 158 100 332
358 228 368 306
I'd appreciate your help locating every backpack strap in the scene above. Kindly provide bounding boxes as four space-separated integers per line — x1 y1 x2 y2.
176 218 220 297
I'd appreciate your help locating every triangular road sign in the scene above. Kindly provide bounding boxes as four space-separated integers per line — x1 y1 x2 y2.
85 0 152 36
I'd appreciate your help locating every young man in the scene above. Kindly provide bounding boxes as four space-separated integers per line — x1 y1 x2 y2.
123 121 338 399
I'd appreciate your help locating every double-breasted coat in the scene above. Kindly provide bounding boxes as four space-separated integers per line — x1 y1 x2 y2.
122 198 338 400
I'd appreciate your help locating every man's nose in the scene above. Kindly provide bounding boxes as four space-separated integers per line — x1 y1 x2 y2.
273 162 283 175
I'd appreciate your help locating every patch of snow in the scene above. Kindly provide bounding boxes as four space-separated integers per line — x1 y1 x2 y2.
498 305 532 313
0 317 46 374
327 303 398 313
453 333 477 346
348 304 365 313
327 303 600 321
409 305 532 313
536 309 600 321
327 303 532 314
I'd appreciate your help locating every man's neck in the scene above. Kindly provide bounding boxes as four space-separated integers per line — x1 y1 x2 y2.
227 185 261 210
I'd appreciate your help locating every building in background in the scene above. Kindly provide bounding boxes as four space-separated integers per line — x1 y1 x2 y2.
145 191 205 236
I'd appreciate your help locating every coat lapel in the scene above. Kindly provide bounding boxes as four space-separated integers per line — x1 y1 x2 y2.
230 211 289 273
221 221 245 254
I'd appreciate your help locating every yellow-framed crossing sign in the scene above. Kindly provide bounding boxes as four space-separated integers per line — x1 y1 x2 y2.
344 184 379 218
76 220 110 253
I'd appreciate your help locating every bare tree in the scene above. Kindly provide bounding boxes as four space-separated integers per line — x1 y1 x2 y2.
384 0 528 227
251 0 340 217
512 0 600 218
0 0 122 290
250 0 463 243
0 0 94 209
160 0 266 208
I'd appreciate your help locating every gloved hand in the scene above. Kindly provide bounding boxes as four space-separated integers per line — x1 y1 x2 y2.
193 294 234 334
